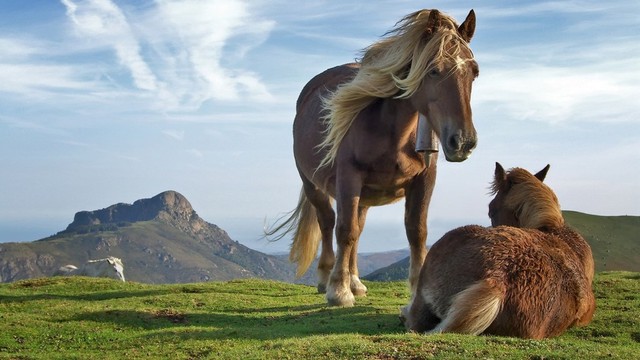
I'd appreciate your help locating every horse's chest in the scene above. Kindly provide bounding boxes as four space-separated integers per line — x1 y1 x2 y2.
358 155 424 206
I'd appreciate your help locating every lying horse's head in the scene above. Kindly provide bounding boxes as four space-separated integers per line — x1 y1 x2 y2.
489 162 564 229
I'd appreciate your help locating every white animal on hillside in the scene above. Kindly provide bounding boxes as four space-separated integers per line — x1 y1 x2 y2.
54 257 125 282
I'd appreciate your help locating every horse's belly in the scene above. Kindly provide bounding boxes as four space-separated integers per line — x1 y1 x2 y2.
360 186 405 206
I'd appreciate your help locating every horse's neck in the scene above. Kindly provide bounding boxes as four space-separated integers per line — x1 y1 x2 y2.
367 98 420 145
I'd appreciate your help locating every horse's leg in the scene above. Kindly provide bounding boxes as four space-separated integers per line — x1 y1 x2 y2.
349 206 369 296
326 176 361 307
404 164 437 295
302 179 335 293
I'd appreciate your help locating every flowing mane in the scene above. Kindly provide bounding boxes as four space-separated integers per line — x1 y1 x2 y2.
491 167 564 229
317 9 475 168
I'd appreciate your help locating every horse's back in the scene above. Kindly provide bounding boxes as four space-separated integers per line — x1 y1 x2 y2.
293 64 359 185
295 63 359 113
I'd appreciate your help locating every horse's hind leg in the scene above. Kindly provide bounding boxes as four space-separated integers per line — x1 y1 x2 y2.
349 206 369 296
302 180 335 293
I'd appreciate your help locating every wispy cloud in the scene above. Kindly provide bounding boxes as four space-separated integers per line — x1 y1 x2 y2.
472 1 640 125
57 0 275 111
162 129 185 141
61 0 159 91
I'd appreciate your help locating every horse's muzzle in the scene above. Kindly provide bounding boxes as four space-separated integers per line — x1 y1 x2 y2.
443 133 477 162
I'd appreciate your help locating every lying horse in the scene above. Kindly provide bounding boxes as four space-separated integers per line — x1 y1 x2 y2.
402 163 595 338
54 256 125 282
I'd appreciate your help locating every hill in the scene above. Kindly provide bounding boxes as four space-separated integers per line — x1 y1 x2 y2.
562 211 640 272
0 191 296 283
0 272 638 359
365 211 640 282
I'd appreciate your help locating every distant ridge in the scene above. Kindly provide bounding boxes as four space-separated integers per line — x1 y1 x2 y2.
0 191 296 283
66 191 197 230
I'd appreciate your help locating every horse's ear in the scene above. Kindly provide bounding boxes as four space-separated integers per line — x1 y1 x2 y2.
534 164 551 182
457 9 476 42
426 9 442 34
495 162 506 181
494 162 507 188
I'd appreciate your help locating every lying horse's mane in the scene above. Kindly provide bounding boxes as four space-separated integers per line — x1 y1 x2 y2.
318 10 475 168
492 167 564 229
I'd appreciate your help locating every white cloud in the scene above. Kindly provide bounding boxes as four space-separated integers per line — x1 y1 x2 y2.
162 129 185 141
187 148 204 158
56 0 276 111
61 0 160 92
474 62 639 124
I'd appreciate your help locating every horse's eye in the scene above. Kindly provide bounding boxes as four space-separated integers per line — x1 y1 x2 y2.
428 68 439 78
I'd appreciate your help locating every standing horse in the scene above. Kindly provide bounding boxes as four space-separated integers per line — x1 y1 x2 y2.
402 163 595 338
54 256 126 282
266 9 479 306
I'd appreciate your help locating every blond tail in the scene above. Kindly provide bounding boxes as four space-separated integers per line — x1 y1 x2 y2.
264 188 321 277
431 279 504 335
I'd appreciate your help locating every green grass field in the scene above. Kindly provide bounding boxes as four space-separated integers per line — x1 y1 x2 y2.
1 272 639 359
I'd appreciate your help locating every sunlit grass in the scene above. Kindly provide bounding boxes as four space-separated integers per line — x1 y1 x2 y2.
1 272 638 359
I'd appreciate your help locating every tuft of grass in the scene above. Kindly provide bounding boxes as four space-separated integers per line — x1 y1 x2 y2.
0 272 638 359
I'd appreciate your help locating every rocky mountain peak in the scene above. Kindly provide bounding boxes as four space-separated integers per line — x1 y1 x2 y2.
66 191 200 231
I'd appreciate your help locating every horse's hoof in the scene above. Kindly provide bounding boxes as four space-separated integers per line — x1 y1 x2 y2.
326 289 355 307
351 287 367 297
350 275 368 296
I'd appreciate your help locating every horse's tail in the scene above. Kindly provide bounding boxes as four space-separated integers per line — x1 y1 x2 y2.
264 187 321 277
432 279 504 335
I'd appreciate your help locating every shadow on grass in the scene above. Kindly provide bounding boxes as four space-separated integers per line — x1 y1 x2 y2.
0 289 172 303
68 304 406 340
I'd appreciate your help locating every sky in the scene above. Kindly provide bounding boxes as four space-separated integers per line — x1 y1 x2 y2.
1 0 638 254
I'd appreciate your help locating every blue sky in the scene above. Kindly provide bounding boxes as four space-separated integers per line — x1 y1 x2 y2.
1 0 638 254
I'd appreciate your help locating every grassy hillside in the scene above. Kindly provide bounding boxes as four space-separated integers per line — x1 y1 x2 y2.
563 211 640 272
1 273 638 359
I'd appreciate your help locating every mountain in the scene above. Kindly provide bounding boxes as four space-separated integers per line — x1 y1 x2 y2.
364 211 640 281
0 191 296 284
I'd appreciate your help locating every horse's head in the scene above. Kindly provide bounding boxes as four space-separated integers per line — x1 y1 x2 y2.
489 162 564 229
408 10 478 162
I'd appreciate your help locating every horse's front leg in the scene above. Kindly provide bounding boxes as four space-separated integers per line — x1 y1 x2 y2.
326 192 361 307
405 165 436 295
349 206 369 297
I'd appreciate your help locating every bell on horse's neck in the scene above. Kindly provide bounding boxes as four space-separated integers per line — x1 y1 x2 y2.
415 113 439 167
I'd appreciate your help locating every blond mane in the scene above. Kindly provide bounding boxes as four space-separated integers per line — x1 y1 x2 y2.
317 9 475 169
492 168 564 229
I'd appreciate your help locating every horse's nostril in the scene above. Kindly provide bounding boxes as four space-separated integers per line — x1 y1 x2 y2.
464 137 477 152
448 134 461 151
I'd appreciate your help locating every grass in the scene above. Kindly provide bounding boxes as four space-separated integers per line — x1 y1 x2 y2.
1 272 639 359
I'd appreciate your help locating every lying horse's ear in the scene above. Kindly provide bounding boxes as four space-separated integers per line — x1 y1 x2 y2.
535 164 551 182
458 9 476 42
494 162 507 188
426 9 442 34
